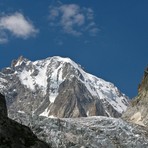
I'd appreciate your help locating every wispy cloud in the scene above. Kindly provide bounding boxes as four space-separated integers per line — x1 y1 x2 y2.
0 31 8 43
49 4 99 36
54 37 64 46
0 12 38 43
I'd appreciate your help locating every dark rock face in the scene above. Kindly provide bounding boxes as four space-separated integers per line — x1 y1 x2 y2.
0 93 51 148
0 93 7 116
0 56 128 119
122 66 148 126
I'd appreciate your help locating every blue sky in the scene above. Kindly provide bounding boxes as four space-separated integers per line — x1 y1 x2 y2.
0 0 148 98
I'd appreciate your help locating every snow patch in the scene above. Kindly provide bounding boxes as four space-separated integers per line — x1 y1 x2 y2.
19 70 35 90
40 108 50 117
48 115 57 118
18 110 25 114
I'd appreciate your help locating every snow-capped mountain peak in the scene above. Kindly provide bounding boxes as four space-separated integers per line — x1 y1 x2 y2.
0 56 129 118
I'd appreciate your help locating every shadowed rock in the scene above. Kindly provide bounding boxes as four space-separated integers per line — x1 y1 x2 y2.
0 93 7 116
0 93 51 148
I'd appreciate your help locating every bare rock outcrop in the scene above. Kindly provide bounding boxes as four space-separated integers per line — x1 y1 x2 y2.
122 66 148 126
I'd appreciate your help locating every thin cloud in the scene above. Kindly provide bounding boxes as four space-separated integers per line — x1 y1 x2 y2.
57 40 63 45
0 32 8 43
86 8 94 20
89 28 100 36
0 38 8 44
49 4 99 36
0 12 38 43
54 36 64 46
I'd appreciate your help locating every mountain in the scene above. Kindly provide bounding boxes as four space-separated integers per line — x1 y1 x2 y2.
0 93 51 148
0 56 128 118
0 77 146 148
1 56 148 148
123 66 148 126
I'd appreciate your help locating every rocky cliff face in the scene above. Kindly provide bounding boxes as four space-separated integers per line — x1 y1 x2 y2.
0 93 50 148
122 66 148 126
0 56 128 118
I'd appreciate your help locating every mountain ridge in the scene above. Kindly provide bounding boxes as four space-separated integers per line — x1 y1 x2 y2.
0 56 128 118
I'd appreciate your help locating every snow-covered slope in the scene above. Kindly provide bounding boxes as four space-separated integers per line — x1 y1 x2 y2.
0 56 128 118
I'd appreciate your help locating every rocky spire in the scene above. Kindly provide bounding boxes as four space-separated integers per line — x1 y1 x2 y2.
11 55 28 69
